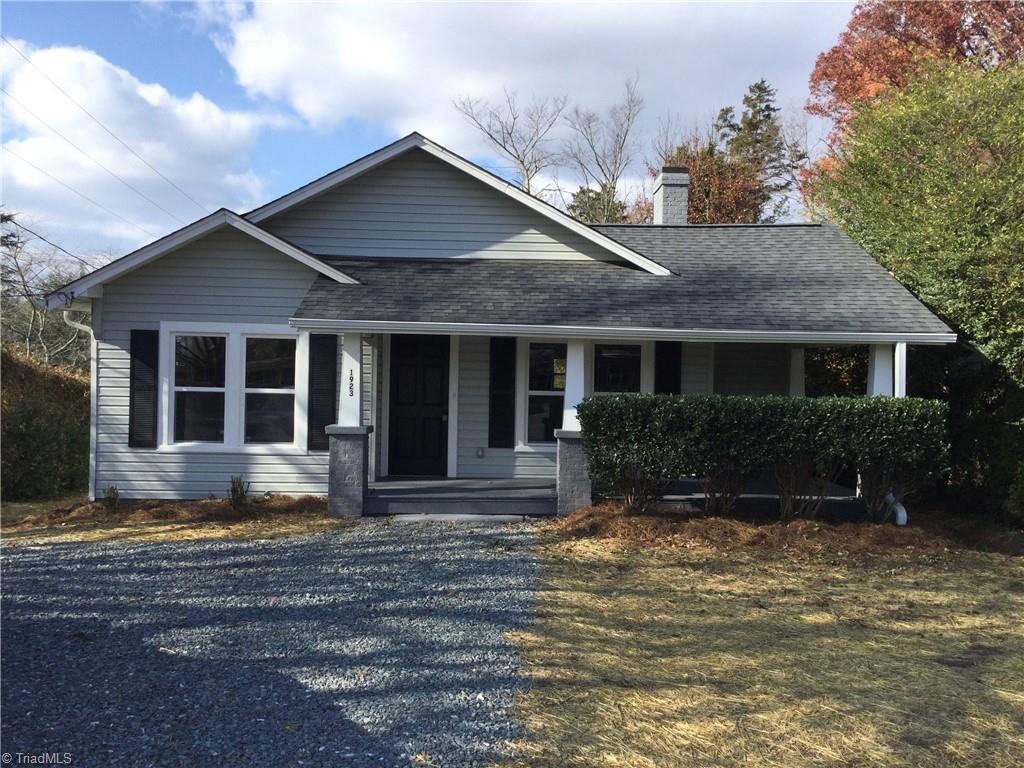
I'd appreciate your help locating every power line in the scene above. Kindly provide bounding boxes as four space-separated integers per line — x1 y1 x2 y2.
1 35 210 215
2 86 189 225
5 219 103 270
4 145 159 239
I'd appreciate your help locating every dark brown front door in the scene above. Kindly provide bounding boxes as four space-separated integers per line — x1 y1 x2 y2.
389 334 449 476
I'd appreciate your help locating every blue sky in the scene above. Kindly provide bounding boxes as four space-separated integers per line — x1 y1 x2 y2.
1 1 854 258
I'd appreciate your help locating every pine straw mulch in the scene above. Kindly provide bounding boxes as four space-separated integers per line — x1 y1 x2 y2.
0 495 349 544
547 501 1024 560
505 504 1024 768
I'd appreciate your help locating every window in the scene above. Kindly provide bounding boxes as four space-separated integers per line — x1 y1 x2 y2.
244 337 296 443
594 344 642 393
527 342 566 443
173 335 226 442
162 324 306 450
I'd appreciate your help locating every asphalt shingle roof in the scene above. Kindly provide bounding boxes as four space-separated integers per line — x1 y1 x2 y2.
294 223 952 335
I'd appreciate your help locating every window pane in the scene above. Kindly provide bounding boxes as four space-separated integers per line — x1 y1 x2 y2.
175 336 225 387
246 338 296 389
174 392 225 442
594 344 642 392
528 394 564 443
245 393 295 443
529 343 567 392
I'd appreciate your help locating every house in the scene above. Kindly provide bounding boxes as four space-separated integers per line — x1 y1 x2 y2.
46 133 956 516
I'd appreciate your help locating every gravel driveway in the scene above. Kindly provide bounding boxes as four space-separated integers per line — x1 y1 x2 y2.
1 521 538 767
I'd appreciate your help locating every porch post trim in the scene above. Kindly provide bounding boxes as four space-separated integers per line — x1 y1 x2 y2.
894 342 907 397
562 339 586 431
339 331 362 426
867 343 894 396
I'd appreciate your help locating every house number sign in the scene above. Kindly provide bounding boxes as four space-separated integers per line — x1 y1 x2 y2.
348 369 355 397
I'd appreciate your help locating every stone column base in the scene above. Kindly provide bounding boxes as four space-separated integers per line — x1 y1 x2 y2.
327 425 373 518
554 429 591 516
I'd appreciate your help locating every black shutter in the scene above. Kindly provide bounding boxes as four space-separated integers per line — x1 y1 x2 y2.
654 341 682 395
488 337 516 448
307 334 338 451
128 329 159 448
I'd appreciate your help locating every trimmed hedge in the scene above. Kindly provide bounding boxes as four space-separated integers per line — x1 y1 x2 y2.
577 394 949 519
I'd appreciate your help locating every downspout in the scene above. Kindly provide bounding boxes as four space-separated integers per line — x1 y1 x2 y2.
62 310 98 501
62 310 92 336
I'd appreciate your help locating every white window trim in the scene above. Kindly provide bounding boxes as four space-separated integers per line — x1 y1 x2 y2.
514 338 654 452
158 321 309 454
515 337 566 453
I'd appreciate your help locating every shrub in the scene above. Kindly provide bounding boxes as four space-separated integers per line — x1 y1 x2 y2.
577 395 674 514
228 475 250 511
1 350 89 501
577 393 949 520
102 485 120 514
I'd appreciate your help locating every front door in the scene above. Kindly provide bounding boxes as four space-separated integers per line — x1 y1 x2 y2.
389 334 449 476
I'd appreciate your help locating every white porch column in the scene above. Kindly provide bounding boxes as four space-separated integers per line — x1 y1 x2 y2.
789 347 805 397
894 342 907 397
561 339 586 431
339 332 362 426
866 343 894 396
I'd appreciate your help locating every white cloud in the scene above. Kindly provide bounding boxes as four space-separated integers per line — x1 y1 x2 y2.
212 2 851 166
1 38 276 254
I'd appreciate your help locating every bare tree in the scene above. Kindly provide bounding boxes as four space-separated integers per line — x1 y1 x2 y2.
1 213 92 369
562 79 645 223
454 89 567 195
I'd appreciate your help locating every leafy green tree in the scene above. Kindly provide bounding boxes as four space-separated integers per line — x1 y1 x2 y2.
809 61 1024 519
809 62 1023 384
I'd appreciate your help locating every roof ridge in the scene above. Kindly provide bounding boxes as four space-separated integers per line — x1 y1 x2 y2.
593 223 823 229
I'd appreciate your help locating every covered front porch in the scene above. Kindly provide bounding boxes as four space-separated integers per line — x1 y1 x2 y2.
315 326 918 517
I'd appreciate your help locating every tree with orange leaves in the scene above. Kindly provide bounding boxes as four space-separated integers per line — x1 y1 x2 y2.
808 0 1024 134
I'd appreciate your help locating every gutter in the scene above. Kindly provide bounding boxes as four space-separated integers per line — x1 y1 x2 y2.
288 317 959 346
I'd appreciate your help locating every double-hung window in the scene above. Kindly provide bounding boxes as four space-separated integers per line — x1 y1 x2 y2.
244 337 296 444
526 342 566 444
174 335 227 442
163 324 305 450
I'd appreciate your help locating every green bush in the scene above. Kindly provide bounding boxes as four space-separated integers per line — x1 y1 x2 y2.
577 394 949 520
1 350 89 501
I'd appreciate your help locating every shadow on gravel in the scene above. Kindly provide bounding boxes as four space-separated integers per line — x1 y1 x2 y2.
1 524 537 767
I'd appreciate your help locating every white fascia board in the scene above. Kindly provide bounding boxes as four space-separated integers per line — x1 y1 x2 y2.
245 132 672 276
288 317 958 345
45 210 357 310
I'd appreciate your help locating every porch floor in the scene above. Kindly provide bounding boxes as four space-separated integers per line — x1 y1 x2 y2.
366 478 557 517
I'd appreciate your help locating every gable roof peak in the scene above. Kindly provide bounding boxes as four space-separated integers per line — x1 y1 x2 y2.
245 133 672 276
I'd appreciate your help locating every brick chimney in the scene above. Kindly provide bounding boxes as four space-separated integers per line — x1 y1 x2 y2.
652 167 689 225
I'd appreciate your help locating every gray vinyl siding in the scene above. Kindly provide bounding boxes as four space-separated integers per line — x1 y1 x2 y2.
713 343 790 395
94 228 327 499
261 149 616 262
456 336 556 479
681 342 714 394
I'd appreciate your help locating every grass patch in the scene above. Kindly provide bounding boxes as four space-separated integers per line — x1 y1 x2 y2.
1 494 348 543
506 505 1024 767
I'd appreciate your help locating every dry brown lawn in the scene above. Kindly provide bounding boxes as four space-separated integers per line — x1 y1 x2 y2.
0 494 348 543
506 505 1024 768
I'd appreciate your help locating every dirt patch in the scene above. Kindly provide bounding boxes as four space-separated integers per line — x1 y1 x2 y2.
1 495 348 543
547 502 1024 559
